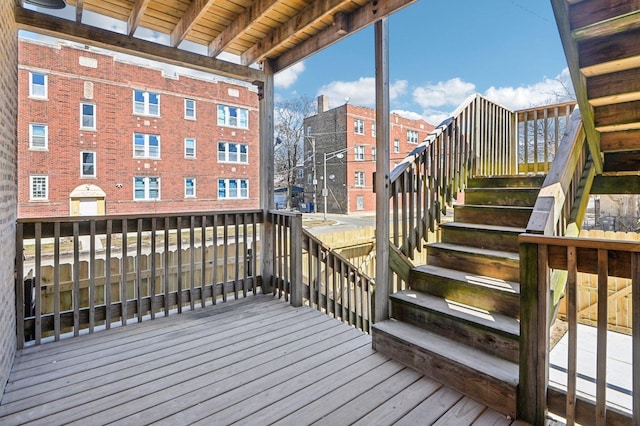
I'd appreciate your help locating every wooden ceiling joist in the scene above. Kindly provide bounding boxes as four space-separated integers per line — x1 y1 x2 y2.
14 6 264 83
171 0 216 48
128 0 152 36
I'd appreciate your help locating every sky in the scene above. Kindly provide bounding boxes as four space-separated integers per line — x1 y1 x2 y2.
274 0 573 125
24 1 573 127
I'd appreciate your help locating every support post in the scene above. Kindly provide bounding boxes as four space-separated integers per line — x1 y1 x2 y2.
290 212 303 307
518 242 550 424
374 18 390 323
258 62 274 294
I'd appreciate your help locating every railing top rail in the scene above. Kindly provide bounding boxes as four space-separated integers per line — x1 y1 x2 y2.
515 101 577 117
17 209 264 224
519 233 640 252
268 209 302 218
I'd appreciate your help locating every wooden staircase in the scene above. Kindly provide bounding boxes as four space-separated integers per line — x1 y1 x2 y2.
372 175 545 418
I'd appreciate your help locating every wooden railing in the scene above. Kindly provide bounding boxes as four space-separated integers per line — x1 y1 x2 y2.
517 102 576 173
301 229 374 333
16 210 265 347
518 234 638 425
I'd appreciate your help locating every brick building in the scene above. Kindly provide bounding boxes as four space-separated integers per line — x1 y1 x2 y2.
18 39 260 218
303 95 434 214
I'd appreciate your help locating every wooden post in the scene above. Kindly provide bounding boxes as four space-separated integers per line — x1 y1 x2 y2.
15 222 24 349
290 212 303 307
374 17 390 323
258 63 274 294
518 242 549 424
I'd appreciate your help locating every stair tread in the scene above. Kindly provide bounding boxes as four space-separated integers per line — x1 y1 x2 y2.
428 242 519 261
413 264 520 295
454 204 533 211
439 222 525 234
392 290 520 336
373 320 519 385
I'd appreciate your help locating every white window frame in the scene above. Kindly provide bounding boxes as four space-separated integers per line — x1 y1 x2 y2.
354 118 365 135
184 138 196 158
218 178 249 199
29 123 48 150
29 175 48 201
355 171 365 187
217 104 249 129
371 123 376 137
133 90 160 117
407 130 419 144
133 133 161 159
218 142 248 163
372 147 377 162
354 145 365 161
80 151 96 178
29 72 47 99
356 195 365 211
80 103 96 130
133 176 160 200
185 177 196 197
184 99 196 119
394 139 400 153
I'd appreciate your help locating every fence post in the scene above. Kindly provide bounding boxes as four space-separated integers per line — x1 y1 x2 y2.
518 241 550 424
290 213 303 307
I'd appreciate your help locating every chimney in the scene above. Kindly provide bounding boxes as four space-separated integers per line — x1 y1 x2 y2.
317 95 329 113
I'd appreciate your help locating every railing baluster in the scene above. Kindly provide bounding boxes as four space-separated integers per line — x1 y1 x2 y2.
633 252 640 418
177 216 183 312
35 222 42 344
200 215 206 307
136 218 143 322
105 220 112 328
89 220 96 332
121 219 128 325
54 222 61 340
190 215 196 310
150 217 156 319
242 214 248 297
566 245 578 425
163 217 169 316
251 213 257 294
234 213 240 299
212 214 218 304
222 214 229 302
596 249 608 424
72 222 80 336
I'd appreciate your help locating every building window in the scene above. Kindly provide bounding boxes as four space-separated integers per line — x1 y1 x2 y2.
29 124 48 150
134 176 160 200
81 103 96 130
185 178 196 197
81 151 96 177
29 72 47 99
354 118 364 135
185 99 196 119
218 142 248 163
133 133 160 158
355 171 365 187
407 130 419 144
356 195 365 211
30 175 48 200
185 138 196 158
371 123 376 137
133 90 160 116
217 104 248 128
394 139 400 153
307 174 313 184
372 147 377 162
354 145 365 161
218 178 249 199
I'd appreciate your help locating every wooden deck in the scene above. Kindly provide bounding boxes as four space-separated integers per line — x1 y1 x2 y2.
0 295 524 425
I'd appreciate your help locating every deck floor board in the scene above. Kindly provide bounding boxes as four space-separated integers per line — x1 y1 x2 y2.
1 295 520 426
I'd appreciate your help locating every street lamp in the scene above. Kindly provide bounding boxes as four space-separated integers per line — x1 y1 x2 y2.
322 144 367 221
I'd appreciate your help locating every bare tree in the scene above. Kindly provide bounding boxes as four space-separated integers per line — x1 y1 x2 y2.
274 95 315 208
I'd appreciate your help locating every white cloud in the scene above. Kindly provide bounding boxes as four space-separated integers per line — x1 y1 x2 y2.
392 109 423 121
317 78 408 108
483 68 574 109
275 62 306 89
412 78 476 109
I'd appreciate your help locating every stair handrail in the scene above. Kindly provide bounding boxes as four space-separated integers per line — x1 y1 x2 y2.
388 94 516 276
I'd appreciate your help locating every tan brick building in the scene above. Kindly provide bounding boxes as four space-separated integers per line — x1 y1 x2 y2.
18 39 260 218
303 95 434 214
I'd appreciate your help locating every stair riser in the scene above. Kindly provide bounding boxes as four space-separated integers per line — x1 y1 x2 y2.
453 206 532 228
441 227 520 252
467 176 545 188
372 329 517 417
410 272 520 318
390 299 519 363
465 189 539 207
427 248 519 282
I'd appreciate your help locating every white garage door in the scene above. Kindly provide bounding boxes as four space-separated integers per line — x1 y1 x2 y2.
79 198 98 216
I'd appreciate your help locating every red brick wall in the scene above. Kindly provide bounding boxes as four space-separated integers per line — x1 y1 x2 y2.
18 40 260 218
0 1 17 395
